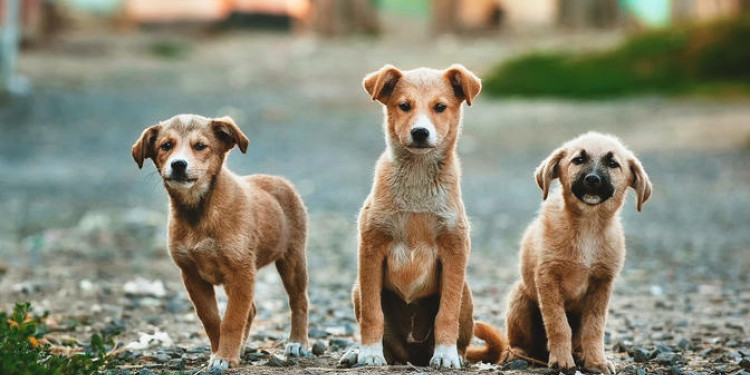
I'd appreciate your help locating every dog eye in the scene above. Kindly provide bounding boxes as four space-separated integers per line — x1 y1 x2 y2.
398 102 411 112
606 160 620 168
160 142 173 152
434 103 447 113
572 156 585 165
194 143 208 151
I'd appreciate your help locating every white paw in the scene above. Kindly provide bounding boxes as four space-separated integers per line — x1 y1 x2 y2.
285 342 308 357
357 343 387 366
208 354 230 371
430 344 462 369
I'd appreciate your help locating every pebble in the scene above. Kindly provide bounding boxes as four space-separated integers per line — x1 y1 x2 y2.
633 347 652 362
309 328 329 339
636 368 646 375
138 370 157 375
654 343 674 355
244 352 266 362
312 341 326 356
328 338 350 351
740 358 750 370
678 338 691 351
503 359 529 370
206 368 225 375
166 359 184 370
154 352 170 363
653 352 680 365
266 354 290 367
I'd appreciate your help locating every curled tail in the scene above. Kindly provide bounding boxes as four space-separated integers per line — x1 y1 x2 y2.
465 321 508 364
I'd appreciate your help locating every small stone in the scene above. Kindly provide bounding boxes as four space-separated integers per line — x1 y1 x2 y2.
328 338 350 351
206 368 225 375
737 371 750 375
740 358 750 370
309 328 329 339
726 322 744 332
138 370 157 375
154 352 170 363
244 352 266 362
503 359 529 370
677 338 691 351
636 368 646 375
266 354 290 367
654 343 674 355
312 341 326 356
633 347 652 363
653 352 680 365
739 349 750 358
166 359 184 370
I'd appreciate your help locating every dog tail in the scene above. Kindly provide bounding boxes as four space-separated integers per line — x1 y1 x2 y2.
465 321 507 364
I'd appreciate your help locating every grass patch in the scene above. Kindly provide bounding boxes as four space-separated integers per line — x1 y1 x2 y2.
484 17 750 99
1 303 119 375
149 40 190 60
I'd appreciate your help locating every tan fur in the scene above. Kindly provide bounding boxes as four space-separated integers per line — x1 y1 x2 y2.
132 114 309 367
352 64 481 367
471 132 652 373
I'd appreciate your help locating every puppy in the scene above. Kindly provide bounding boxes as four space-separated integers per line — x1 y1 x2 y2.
132 114 309 370
343 64 481 369
467 132 652 373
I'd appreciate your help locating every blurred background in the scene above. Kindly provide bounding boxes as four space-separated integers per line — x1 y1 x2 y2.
0 0 749 372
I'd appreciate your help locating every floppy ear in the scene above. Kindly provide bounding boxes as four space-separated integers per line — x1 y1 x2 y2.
444 64 482 106
363 65 403 104
629 156 652 212
212 116 249 153
131 125 161 169
535 147 566 200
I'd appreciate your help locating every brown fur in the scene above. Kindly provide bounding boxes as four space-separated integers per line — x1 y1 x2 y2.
132 114 309 368
467 132 652 374
350 64 481 368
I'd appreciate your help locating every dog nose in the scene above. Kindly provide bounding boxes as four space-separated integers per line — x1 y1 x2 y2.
584 174 602 187
171 160 187 172
411 127 429 143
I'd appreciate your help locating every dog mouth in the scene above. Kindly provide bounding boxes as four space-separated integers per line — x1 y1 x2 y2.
406 144 436 153
165 177 198 184
571 178 614 206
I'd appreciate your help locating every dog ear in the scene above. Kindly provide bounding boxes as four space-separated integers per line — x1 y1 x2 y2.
212 116 249 153
535 147 566 200
363 65 403 104
629 156 652 212
132 125 161 169
444 64 482 106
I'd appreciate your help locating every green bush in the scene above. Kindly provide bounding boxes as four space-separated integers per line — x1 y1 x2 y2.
0 303 118 375
484 17 750 98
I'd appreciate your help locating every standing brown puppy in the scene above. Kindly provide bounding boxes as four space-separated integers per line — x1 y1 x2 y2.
132 114 309 370
467 132 652 373
343 65 480 369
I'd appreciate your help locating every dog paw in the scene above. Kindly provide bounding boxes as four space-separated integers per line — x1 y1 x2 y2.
548 351 576 371
429 345 463 369
356 343 387 366
208 353 238 371
584 359 616 374
285 342 308 357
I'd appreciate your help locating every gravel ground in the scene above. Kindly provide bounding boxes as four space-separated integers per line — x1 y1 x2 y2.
0 27 749 374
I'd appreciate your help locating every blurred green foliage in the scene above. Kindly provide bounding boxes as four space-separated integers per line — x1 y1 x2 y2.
484 17 750 98
1 303 119 375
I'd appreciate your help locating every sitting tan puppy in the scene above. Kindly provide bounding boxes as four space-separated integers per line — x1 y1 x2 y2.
343 64 481 369
132 114 309 370
467 132 652 373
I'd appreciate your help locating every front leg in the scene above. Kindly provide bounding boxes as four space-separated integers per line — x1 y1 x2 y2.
211 267 255 371
356 233 388 366
181 271 221 353
430 232 469 369
579 278 615 374
536 269 576 371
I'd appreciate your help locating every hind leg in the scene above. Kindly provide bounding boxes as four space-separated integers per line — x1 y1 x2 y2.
506 282 548 362
457 282 474 357
241 301 257 352
275 248 309 356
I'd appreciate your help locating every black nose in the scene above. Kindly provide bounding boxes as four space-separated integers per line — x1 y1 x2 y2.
411 127 429 143
584 174 602 187
171 160 187 172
